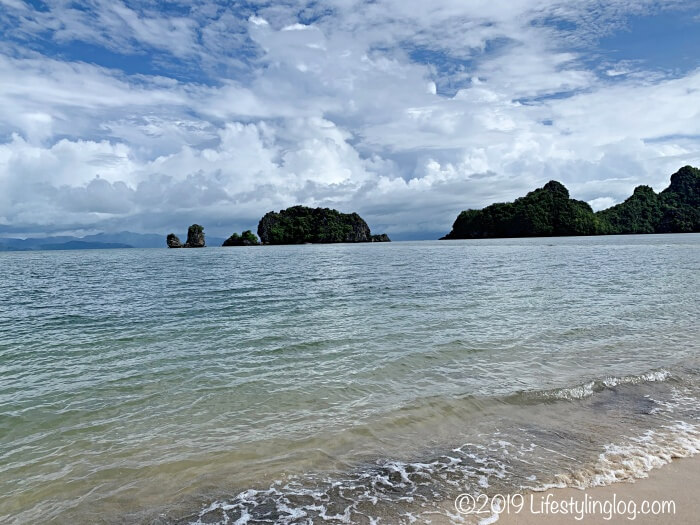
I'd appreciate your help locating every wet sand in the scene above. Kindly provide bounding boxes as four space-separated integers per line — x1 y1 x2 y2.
495 455 699 525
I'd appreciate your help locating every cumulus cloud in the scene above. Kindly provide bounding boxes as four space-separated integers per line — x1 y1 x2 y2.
0 0 698 238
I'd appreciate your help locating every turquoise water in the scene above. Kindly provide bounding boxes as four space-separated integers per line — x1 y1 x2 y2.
1 235 699 524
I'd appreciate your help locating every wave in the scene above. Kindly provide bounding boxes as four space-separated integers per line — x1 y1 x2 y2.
529 421 700 492
471 420 700 525
176 368 694 525
512 368 673 402
187 421 699 525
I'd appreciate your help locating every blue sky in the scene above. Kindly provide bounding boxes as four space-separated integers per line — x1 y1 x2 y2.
0 0 698 239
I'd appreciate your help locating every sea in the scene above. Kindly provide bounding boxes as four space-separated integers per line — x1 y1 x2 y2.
1 234 699 524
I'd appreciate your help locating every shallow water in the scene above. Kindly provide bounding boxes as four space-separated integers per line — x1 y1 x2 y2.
1 235 698 524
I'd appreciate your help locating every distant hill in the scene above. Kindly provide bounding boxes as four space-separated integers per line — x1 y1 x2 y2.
441 166 699 239
41 241 133 250
0 236 74 250
80 232 164 248
0 231 227 251
0 232 160 251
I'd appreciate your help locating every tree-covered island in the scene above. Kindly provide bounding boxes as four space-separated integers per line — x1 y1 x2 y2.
442 166 699 239
257 206 391 244
222 230 260 246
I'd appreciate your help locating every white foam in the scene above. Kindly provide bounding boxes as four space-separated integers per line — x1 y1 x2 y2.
186 373 696 525
602 369 671 387
649 386 699 414
539 381 596 400
533 368 675 402
232 508 250 525
479 510 501 525
553 421 700 489
318 503 352 523
276 502 307 521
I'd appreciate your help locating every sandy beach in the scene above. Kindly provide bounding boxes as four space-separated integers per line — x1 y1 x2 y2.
494 455 699 525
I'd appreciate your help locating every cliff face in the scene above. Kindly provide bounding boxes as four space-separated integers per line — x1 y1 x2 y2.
167 225 205 248
257 206 389 244
658 165 700 232
370 234 391 242
166 233 183 248
184 224 205 248
442 180 597 239
442 166 699 239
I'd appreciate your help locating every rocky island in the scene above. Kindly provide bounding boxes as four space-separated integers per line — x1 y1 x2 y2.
442 166 699 239
596 165 699 234
166 233 183 248
222 230 260 246
167 224 206 248
257 206 390 244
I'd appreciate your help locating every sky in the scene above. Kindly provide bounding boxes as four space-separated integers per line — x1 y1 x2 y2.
0 0 699 240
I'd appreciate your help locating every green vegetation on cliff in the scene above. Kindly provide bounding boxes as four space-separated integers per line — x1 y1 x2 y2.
185 224 206 247
442 166 699 239
222 230 260 246
167 224 205 248
442 180 598 239
597 166 699 234
257 206 390 244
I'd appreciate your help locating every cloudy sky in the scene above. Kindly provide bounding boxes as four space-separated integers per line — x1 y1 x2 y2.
0 0 698 239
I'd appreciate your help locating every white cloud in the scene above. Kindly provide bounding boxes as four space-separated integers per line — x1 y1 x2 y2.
588 196 617 210
0 0 698 238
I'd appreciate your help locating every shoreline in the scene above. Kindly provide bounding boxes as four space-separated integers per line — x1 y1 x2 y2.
492 455 699 525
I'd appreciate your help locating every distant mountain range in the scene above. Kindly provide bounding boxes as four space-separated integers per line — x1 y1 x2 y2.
0 232 226 251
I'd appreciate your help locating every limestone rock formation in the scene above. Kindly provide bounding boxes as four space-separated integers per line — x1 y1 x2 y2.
441 180 597 239
441 166 699 239
370 234 391 242
184 224 205 248
597 166 699 234
222 230 260 246
166 233 183 248
257 206 378 244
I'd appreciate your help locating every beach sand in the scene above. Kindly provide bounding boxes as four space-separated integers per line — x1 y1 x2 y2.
494 455 699 525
